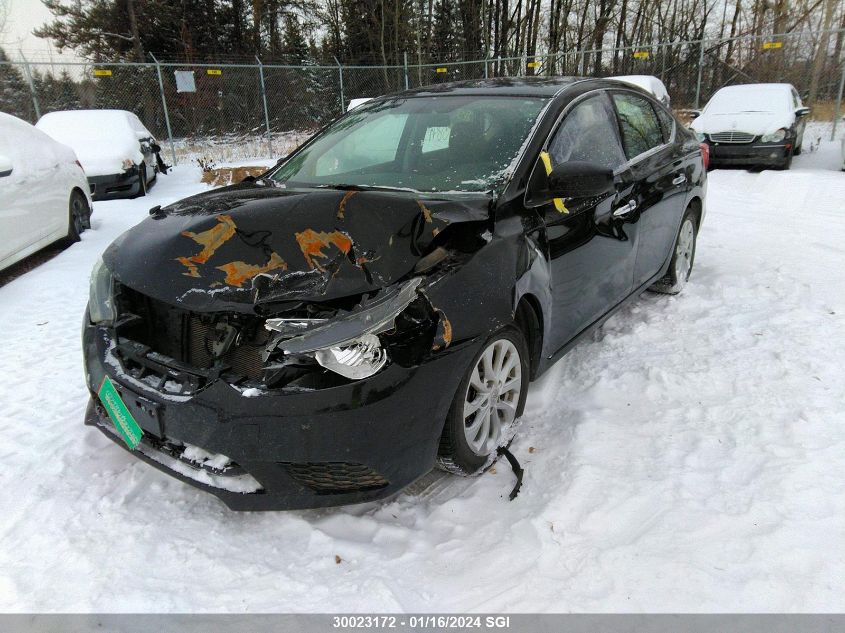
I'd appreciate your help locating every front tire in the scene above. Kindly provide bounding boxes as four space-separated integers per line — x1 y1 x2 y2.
649 209 697 295
136 164 148 197
436 326 529 475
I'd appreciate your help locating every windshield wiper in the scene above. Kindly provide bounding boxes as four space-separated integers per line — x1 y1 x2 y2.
313 183 412 193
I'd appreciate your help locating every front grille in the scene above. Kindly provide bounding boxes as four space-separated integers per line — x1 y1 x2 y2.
115 283 268 380
185 314 267 379
710 131 756 144
282 462 389 495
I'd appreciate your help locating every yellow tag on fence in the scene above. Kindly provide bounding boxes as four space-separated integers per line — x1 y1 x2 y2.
207 69 223 75
527 61 539 68
633 51 650 59
436 67 448 73
93 69 112 77
762 41 783 50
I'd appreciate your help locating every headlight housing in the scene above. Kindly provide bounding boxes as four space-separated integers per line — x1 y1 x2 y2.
694 131 706 142
761 128 787 143
89 257 115 325
265 278 422 381
122 158 135 171
314 334 388 379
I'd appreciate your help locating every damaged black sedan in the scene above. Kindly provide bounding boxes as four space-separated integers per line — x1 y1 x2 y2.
83 78 706 510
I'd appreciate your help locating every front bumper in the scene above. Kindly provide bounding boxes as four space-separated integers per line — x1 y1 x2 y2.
88 169 141 200
705 141 791 167
83 321 478 510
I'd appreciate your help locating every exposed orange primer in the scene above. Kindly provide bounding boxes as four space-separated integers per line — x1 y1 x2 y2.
216 252 288 287
416 200 433 223
175 214 238 278
337 190 358 219
295 229 353 271
432 309 453 351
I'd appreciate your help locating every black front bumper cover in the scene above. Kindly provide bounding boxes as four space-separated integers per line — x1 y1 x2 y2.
83 321 478 510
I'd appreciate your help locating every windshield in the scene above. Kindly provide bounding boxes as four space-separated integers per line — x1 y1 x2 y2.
269 96 548 193
705 88 789 115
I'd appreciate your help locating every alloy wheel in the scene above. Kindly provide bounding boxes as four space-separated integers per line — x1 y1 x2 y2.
673 218 695 284
463 339 523 456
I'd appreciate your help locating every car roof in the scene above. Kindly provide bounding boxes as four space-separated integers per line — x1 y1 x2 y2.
389 76 587 98
372 76 664 104
714 83 794 93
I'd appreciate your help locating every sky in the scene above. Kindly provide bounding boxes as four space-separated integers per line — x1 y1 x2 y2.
1 0 81 63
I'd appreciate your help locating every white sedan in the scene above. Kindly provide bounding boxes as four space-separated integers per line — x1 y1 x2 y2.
0 112 93 273
690 83 809 170
36 109 164 200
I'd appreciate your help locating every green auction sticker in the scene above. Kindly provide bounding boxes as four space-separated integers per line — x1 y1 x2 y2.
98 376 143 450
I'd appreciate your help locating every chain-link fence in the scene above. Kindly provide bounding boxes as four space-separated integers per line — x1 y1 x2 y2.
2 28 843 165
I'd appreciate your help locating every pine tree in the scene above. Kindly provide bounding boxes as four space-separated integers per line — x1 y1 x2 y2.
0 48 33 120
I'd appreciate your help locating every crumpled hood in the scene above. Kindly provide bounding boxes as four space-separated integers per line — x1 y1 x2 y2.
104 183 491 313
691 111 794 137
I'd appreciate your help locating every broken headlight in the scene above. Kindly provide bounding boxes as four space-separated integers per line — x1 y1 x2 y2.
264 278 422 381
313 334 388 379
89 256 115 325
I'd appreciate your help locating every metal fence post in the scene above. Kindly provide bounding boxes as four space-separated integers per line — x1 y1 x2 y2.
832 59 845 142
403 52 410 90
150 53 177 167
333 56 345 114
695 37 706 109
18 51 41 121
484 56 489 79
256 56 273 156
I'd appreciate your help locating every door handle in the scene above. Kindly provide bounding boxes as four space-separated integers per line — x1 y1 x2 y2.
613 199 638 218
672 174 686 186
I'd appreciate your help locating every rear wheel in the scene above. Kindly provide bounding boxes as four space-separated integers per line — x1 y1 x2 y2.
436 326 529 475
649 209 697 295
64 190 90 244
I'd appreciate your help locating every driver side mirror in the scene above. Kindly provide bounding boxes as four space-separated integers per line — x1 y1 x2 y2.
0 154 13 178
688 110 702 119
526 157 614 209
548 161 615 198
795 106 810 117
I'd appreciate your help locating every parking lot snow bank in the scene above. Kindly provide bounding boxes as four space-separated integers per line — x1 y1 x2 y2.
0 146 843 612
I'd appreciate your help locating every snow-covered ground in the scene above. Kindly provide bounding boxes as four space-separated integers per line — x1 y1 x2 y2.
0 133 843 613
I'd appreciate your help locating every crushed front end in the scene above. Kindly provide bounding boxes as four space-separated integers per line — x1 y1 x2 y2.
82 186 492 510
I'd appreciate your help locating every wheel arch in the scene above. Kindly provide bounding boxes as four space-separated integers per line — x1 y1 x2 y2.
70 186 89 203
686 195 703 228
514 293 543 381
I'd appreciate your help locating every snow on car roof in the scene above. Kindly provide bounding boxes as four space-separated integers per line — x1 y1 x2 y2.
36 109 143 141
705 84 792 114
609 75 669 102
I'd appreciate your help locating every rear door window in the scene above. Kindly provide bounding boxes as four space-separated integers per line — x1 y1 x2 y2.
548 94 626 171
612 93 664 159
654 105 676 143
